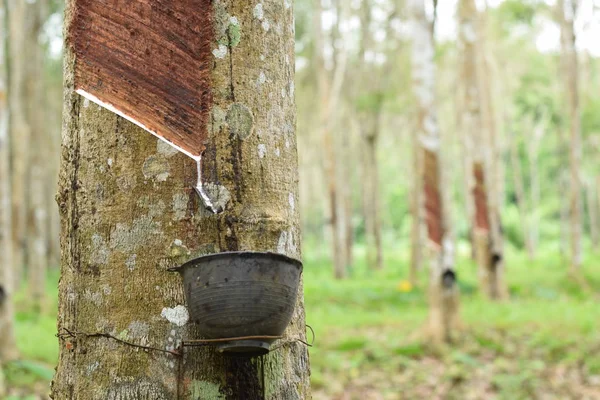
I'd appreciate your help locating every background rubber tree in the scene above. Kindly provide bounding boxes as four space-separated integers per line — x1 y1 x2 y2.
409 0 460 342
315 0 351 279
51 1 311 398
458 0 508 300
0 1 19 391
558 0 583 275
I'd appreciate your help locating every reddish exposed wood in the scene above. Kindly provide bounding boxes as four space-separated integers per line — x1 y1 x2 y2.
68 0 213 157
473 162 490 231
423 149 443 246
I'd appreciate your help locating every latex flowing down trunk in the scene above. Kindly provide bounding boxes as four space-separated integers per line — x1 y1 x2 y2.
459 0 507 300
26 0 49 312
52 2 311 399
410 0 459 342
7 0 32 287
0 1 19 379
559 0 583 272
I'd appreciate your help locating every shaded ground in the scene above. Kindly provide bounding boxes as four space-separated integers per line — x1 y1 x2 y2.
4 245 600 399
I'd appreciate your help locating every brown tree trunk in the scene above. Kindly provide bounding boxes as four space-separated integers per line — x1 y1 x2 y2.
559 0 583 272
362 115 384 270
25 0 49 312
0 1 19 380
8 0 32 288
459 0 507 301
52 2 311 398
410 0 460 342
315 0 349 279
341 116 355 269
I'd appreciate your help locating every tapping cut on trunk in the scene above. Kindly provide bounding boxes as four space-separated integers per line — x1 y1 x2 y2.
423 149 443 247
68 0 214 159
473 162 491 231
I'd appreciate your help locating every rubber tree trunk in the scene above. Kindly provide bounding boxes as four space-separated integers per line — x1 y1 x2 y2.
559 0 583 272
410 0 460 342
362 114 384 271
25 0 49 312
7 0 32 288
315 0 348 279
459 0 507 301
341 117 355 270
409 129 423 285
51 2 311 399
0 0 19 377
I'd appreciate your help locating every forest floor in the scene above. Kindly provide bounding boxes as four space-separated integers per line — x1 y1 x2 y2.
3 243 600 399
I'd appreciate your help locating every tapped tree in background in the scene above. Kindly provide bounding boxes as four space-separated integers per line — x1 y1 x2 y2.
558 0 583 274
459 0 508 300
410 0 460 342
52 1 310 398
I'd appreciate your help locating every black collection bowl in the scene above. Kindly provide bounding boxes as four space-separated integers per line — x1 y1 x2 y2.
169 251 302 356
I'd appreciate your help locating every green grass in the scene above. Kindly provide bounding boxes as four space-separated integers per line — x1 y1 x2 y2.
304 243 600 398
5 244 600 399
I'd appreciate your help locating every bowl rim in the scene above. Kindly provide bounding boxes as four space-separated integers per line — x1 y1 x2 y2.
168 251 303 273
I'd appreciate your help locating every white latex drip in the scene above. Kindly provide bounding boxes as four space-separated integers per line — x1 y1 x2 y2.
194 156 218 214
76 89 218 214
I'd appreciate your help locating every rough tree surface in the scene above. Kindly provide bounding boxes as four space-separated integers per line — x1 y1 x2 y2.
52 1 310 399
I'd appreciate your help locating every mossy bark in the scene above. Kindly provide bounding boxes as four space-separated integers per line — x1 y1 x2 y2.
52 1 310 399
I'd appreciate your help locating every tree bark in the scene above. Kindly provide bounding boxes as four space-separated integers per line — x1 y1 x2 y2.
0 0 19 376
341 116 355 269
7 0 32 288
315 0 349 279
410 0 460 342
358 0 383 271
559 0 583 272
52 2 311 399
26 0 49 312
362 114 384 271
459 0 507 301
409 126 423 285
